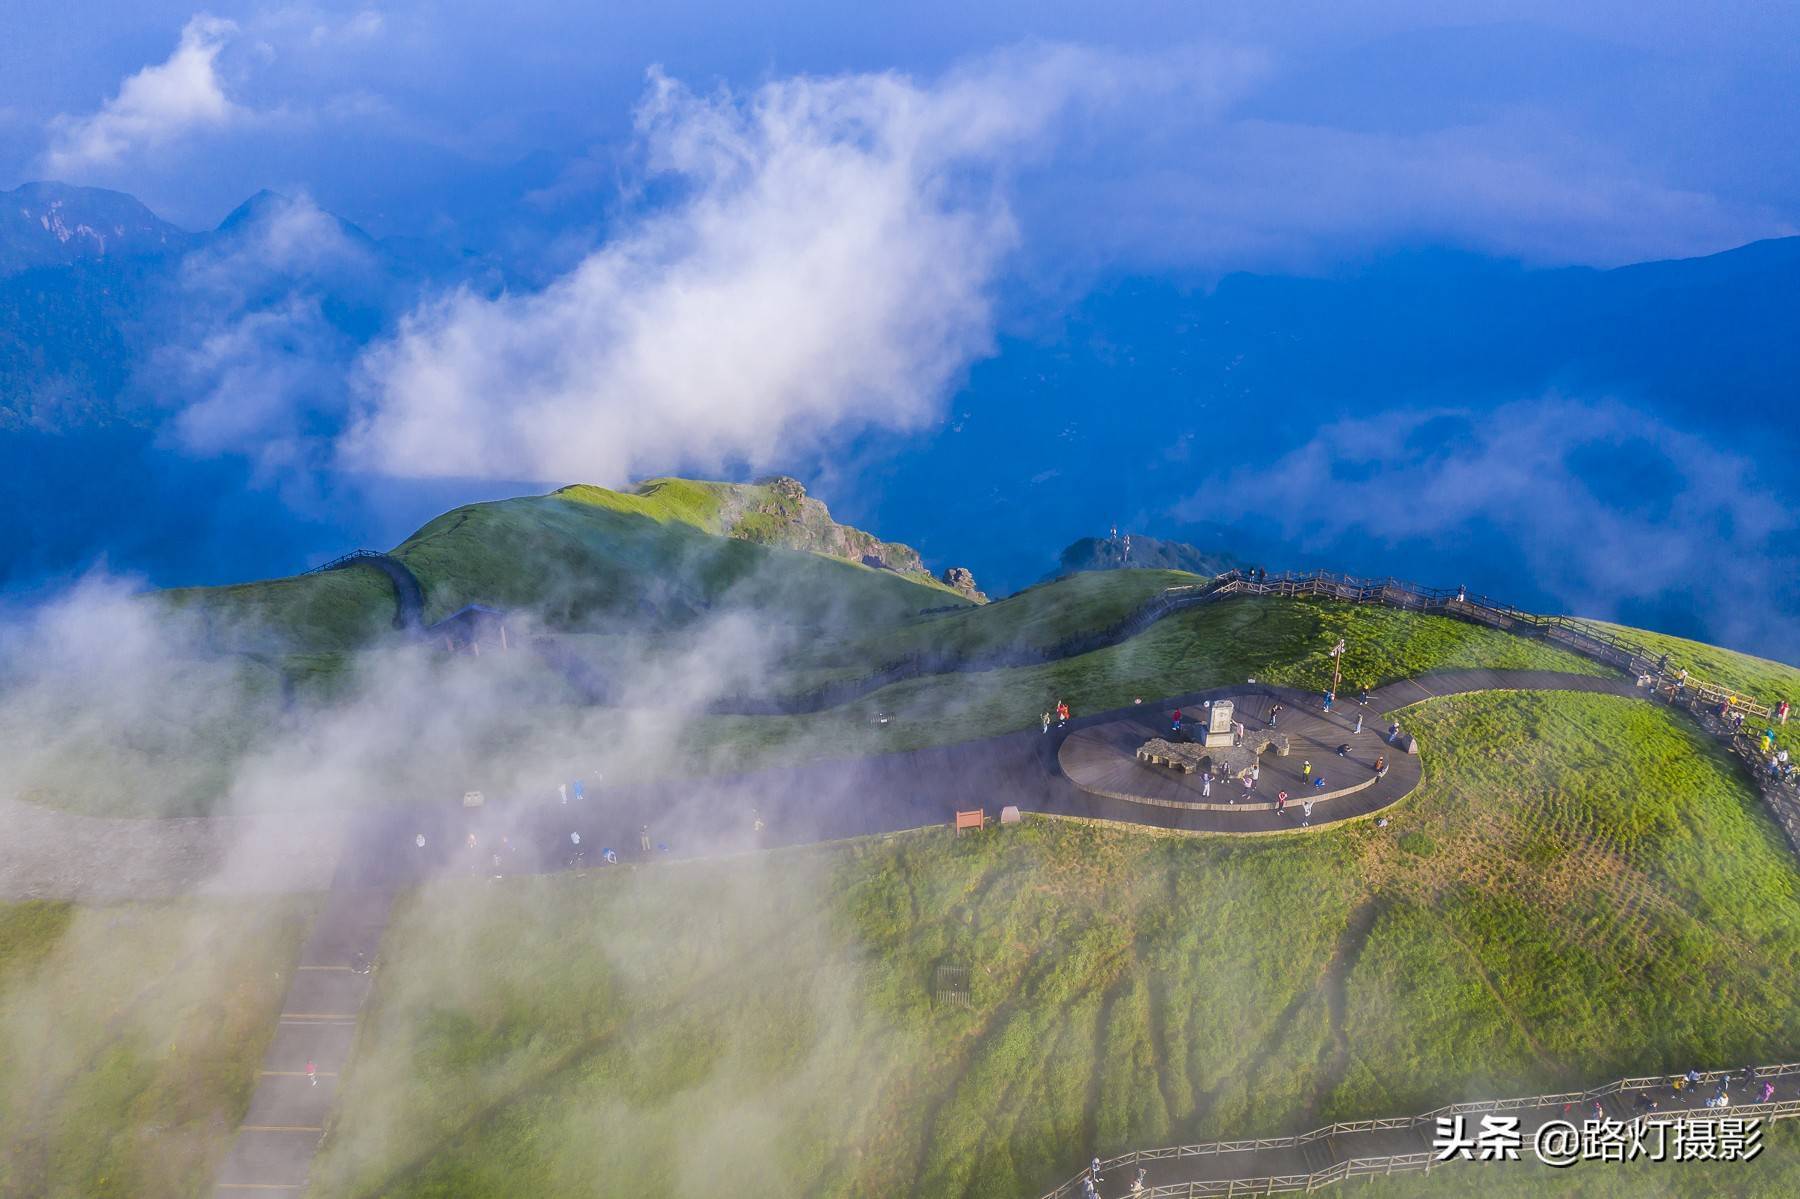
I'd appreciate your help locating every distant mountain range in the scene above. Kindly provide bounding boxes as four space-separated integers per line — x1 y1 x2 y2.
0 181 498 435
1 181 194 274
3 180 1797 657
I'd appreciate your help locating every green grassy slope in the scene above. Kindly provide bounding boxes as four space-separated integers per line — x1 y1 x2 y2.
782 569 1202 674
1362 1121 1800 1195
309 691 1800 1198
606 477 951 585
1573 620 1799 704
392 488 959 630
0 653 287 819
156 479 970 657
159 562 397 654
618 596 1615 780
1575 619 1799 755
0 897 313 1198
11 595 1616 819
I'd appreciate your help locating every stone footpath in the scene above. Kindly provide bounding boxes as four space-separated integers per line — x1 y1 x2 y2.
211 886 394 1197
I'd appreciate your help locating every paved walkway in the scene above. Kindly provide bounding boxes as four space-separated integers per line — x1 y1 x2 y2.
1059 694 1391 813
8 663 1782 1199
211 883 394 1197
308 669 1656 891
0 667 1664 903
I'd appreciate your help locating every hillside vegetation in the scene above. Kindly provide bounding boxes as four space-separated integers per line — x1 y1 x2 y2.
158 477 972 656
9 593 1615 819
393 481 963 629
608 596 1614 780
1574 618 1799 754
309 691 1800 1198
0 897 312 1198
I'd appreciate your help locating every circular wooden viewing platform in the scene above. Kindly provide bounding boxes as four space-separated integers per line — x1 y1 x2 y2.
1057 694 1387 813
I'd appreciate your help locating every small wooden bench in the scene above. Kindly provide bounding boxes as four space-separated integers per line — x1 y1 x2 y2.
954 809 986 834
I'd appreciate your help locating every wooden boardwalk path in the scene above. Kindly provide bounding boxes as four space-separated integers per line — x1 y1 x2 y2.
1042 1062 1800 1198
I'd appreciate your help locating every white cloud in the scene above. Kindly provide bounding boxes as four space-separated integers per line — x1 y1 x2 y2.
339 48 1180 483
147 193 376 474
1054 114 1796 273
44 15 242 174
1175 397 1799 651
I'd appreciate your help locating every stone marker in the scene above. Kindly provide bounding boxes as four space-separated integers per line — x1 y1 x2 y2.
1402 734 1419 755
1000 805 1022 825
1205 699 1236 748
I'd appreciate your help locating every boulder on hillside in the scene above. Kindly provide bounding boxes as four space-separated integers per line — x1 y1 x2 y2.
725 475 932 577
757 475 808 504
941 566 986 601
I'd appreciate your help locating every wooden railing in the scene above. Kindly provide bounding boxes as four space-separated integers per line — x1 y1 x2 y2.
1040 1062 1800 1198
1209 571 1777 720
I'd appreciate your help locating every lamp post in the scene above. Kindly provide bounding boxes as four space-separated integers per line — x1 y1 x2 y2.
1329 638 1347 697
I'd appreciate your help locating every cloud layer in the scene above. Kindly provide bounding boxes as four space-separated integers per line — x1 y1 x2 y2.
337 56 1118 483
44 16 241 174
1175 397 1799 653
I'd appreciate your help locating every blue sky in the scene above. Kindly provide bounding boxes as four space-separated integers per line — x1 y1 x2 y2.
5 1 1796 266
2 2 1798 656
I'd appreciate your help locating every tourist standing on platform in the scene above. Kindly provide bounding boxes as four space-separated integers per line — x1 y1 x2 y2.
1302 760 1312 783
1302 799 1314 825
1354 712 1364 734
1042 711 1051 734
1202 773 1212 799
1269 703 1283 727
1276 791 1288 813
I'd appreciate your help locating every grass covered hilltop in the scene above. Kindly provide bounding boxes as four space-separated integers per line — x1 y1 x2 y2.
307 693 1800 1198
2 474 1799 1198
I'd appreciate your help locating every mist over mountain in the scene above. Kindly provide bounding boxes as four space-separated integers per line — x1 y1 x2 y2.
1 180 1796 657
845 239 1800 654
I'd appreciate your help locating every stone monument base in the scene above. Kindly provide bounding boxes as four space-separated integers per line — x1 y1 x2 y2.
1136 734 1290 782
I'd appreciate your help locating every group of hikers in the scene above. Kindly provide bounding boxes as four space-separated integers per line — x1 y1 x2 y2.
1647 657 1794 789
1171 696 1392 827
1701 697 1799 792
406 775 685 879
1651 1065 1783 1110
1082 1159 1147 1196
